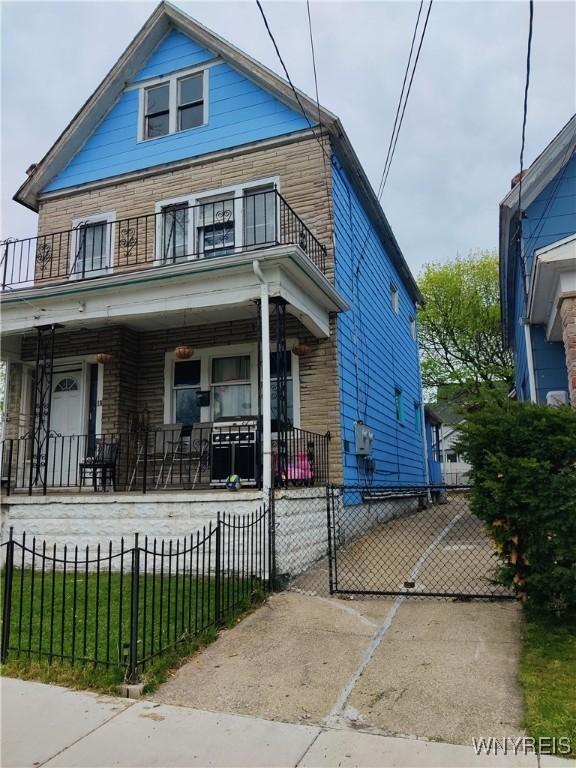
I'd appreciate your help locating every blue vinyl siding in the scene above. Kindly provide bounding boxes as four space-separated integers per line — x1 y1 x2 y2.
425 419 443 485
44 28 313 192
511 155 575 401
531 326 568 403
523 153 576 276
332 159 426 486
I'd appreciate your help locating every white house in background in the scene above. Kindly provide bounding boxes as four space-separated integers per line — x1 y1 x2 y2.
440 422 471 486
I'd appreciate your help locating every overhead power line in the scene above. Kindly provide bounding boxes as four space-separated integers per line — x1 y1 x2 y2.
255 0 332 166
516 0 535 300
378 0 434 197
376 0 425 200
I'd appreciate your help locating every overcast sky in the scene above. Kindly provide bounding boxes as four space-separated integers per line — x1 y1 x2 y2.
1 0 574 276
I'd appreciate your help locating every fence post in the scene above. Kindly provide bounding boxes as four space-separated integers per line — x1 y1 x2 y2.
142 431 148 494
1 528 15 663
128 533 140 682
215 513 222 626
326 486 334 595
268 490 276 592
6 439 14 497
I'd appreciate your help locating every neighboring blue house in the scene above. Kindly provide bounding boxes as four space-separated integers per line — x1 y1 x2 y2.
499 115 576 407
1 0 427 499
423 406 443 485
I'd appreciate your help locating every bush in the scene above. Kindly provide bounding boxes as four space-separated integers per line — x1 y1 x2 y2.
458 400 576 613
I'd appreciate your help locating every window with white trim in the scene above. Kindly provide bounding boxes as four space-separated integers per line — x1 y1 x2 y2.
71 212 115 278
144 83 170 139
141 70 206 141
196 195 236 257
172 359 201 425
409 314 417 340
160 203 189 263
211 356 252 419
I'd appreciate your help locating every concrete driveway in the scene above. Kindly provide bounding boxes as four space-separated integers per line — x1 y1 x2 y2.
152 591 524 747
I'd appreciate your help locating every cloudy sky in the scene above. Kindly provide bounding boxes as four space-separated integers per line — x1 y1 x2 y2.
1 0 574 276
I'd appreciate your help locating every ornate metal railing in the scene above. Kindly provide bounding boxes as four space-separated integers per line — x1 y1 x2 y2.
0 190 327 290
0 424 330 495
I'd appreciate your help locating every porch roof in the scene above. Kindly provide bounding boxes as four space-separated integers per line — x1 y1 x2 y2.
0 244 348 342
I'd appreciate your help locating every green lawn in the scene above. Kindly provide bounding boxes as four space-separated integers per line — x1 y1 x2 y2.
520 610 576 758
1 566 263 692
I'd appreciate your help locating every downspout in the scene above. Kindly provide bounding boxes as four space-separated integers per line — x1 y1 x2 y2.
523 322 537 402
253 260 272 498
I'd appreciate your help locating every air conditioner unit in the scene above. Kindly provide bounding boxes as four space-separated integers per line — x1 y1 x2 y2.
546 390 569 407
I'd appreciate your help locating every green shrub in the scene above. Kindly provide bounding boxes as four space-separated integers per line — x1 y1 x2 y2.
458 400 576 613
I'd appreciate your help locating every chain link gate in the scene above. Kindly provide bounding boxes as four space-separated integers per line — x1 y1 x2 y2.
326 486 513 599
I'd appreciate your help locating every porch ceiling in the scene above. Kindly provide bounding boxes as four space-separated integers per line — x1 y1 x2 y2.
1 245 348 341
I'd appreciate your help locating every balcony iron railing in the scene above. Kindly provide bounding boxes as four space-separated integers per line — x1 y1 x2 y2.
1 425 330 495
0 190 327 290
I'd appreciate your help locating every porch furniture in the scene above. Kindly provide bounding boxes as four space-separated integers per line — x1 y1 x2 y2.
185 422 212 489
128 424 183 491
79 438 120 492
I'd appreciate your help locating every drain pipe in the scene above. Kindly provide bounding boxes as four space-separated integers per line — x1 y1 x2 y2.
253 260 272 498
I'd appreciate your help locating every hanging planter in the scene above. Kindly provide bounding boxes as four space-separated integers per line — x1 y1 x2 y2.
292 341 311 356
175 345 194 360
95 353 113 364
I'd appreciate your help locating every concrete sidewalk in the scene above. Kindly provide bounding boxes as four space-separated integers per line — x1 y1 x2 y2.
1 678 572 768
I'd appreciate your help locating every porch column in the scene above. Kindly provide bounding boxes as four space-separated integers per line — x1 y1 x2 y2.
559 297 576 407
259 280 272 495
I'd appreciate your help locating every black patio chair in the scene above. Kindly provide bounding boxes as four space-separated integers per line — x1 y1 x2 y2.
79 438 120 492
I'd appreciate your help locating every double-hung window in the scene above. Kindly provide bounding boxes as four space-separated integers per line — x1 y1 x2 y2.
177 74 204 130
197 196 236 257
144 83 170 139
71 213 114 278
160 203 189 263
244 186 276 248
173 360 201 426
211 356 252 419
142 70 206 141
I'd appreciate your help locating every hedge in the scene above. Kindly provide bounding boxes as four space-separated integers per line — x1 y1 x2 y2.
458 400 576 613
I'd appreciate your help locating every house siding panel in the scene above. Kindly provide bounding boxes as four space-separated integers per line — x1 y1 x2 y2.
513 154 576 400
332 159 426 486
43 29 313 192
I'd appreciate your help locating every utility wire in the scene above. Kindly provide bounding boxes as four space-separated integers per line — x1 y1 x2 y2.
255 0 332 166
516 0 534 301
305 0 334 247
376 0 425 200
379 0 434 194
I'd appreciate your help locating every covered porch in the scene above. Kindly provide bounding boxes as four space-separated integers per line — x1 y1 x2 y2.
1 245 347 495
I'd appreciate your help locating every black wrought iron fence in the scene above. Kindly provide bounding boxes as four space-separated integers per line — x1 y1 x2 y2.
0 189 327 290
0 507 271 680
1 425 330 496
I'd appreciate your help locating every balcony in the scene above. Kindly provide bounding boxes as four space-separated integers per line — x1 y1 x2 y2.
0 190 327 291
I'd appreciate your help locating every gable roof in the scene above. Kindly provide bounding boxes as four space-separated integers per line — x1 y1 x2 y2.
13 1 422 304
499 114 576 344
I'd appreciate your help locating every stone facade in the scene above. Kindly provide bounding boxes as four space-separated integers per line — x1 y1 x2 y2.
560 296 576 407
36 134 335 283
11 315 342 482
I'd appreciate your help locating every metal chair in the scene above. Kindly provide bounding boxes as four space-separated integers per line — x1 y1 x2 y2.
79 438 120 492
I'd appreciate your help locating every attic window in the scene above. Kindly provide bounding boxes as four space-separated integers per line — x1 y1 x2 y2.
145 83 170 139
140 68 207 141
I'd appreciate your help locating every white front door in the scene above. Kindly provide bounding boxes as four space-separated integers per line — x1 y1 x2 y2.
49 368 84 485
